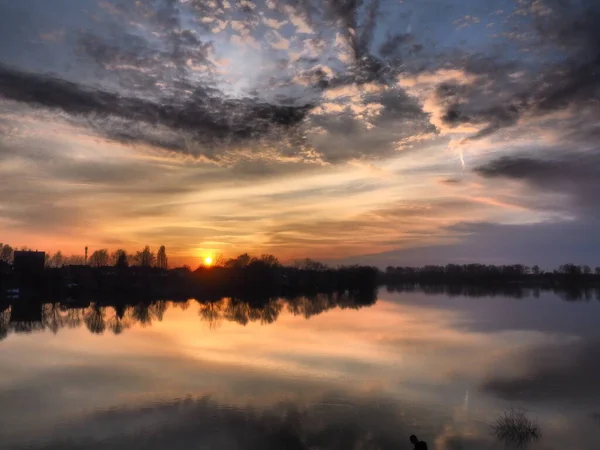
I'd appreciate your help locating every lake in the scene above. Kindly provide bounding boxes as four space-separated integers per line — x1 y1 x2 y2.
1 288 599 449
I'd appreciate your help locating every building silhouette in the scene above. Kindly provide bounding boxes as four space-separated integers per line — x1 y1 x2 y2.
13 251 45 289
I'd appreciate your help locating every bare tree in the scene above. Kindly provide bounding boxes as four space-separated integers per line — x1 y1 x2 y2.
294 258 328 271
260 254 281 268
110 249 126 265
212 253 226 267
66 255 85 265
89 249 109 267
224 253 253 268
134 246 155 267
49 251 65 268
0 243 14 263
111 249 129 268
157 245 168 270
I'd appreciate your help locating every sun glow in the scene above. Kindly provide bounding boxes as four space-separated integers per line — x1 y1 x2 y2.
204 256 213 266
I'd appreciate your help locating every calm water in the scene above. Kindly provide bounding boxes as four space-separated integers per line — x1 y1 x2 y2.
1 289 600 450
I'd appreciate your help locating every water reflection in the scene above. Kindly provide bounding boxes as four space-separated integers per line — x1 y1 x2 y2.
386 283 600 302
0 290 376 340
1 288 600 449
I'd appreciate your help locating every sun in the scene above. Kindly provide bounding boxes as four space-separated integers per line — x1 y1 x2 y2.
204 256 213 266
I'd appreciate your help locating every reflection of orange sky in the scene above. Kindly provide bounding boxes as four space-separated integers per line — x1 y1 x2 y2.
0 293 584 448
1 295 550 408
152 297 553 399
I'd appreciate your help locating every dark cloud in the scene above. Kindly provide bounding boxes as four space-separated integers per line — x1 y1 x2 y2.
437 1 600 140
475 151 600 217
75 0 216 94
440 178 461 184
0 64 312 153
0 0 433 164
2 0 599 174
378 33 412 57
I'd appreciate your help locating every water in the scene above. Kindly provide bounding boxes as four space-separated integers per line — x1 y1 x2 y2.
1 289 600 449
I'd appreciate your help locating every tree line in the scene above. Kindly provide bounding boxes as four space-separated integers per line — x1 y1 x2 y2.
383 263 600 280
0 243 169 269
1 242 329 272
4 241 600 283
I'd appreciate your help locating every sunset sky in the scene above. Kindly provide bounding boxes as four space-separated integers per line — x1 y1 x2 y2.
1 0 599 267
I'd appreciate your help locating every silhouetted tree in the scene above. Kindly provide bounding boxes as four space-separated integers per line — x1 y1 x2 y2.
110 249 127 265
111 249 129 268
295 258 328 271
558 263 582 276
595 267 600 275
212 253 226 267
0 243 14 263
134 246 156 267
89 249 109 267
157 245 168 270
583 265 591 275
531 265 540 276
49 251 65 268
225 253 253 268
260 254 281 267
66 254 85 265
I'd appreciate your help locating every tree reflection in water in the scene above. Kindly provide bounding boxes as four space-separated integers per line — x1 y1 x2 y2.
0 289 376 339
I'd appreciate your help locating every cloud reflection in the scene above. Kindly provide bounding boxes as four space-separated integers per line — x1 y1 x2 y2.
2 289 600 448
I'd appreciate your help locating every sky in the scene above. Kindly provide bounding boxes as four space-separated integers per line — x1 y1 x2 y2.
0 0 599 267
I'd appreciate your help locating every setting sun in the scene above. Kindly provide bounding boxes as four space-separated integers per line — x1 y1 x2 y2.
204 256 213 266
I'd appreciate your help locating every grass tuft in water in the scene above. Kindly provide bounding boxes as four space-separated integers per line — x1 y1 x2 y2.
490 408 542 448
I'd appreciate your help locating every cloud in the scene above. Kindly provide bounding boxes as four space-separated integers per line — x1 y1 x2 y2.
0 0 436 167
4 393 448 450
3 0 600 264
432 2 600 141
0 64 312 157
482 338 600 404
453 15 480 30
475 151 600 218
337 220 600 268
